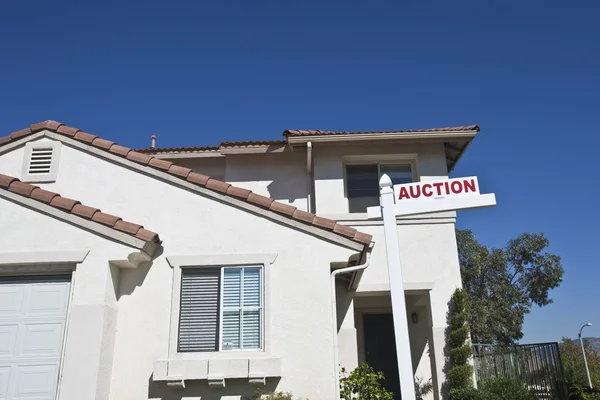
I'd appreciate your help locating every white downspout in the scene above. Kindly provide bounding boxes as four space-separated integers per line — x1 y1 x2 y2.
331 252 371 400
306 141 313 213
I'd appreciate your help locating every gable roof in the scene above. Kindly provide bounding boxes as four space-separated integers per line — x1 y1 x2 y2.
0 172 161 255
283 125 480 137
0 121 373 250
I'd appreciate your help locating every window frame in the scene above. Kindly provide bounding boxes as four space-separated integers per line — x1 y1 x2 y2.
167 253 277 361
342 154 418 214
21 140 62 183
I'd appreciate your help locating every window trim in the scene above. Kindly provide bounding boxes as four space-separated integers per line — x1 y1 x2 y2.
342 154 419 214
21 140 62 183
167 253 277 361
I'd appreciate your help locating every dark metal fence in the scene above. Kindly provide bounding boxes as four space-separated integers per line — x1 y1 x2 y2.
473 342 569 400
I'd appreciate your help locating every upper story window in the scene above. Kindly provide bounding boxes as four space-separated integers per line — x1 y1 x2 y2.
178 265 263 352
346 163 413 213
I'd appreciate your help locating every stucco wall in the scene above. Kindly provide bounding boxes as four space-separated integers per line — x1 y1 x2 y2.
0 196 135 400
312 142 448 215
0 138 358 400
0 135 464 400
224 152 308 210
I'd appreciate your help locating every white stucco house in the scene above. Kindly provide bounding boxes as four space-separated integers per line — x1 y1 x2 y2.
0 120 481 400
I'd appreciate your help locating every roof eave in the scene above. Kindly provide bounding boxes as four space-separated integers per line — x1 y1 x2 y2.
286 130 478 144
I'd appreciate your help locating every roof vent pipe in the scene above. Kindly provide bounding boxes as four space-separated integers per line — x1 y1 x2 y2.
151 135 156 149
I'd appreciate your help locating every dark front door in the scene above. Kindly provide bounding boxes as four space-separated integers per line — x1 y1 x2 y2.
364 313 401 399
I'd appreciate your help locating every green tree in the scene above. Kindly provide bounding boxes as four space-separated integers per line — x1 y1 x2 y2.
456 229 563 345
560 337 600 387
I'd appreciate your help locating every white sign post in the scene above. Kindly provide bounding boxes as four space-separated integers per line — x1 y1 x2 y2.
366 175 496 400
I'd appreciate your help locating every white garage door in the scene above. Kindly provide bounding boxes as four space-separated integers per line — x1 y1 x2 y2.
0 276 71 400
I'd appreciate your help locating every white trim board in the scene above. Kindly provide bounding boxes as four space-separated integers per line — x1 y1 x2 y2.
0 250 89 265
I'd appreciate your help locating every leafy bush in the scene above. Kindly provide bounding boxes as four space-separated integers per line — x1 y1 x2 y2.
339 363 394 400
450 378 535 400
569 383 600 400
257 393 295 400
252 391 308 400
478 378 535 400
449 387 481 400
415 376 433 400
447 288 474 391
562 337 600 388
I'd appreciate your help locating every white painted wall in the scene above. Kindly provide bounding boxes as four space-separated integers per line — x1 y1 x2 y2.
0 138 358 400
0 196 135 400
225 152 308 210
0 134 464 400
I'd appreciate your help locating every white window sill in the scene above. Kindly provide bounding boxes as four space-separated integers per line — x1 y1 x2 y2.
152 355 281 387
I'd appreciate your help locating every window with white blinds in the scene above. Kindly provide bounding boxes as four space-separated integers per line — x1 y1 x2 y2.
178 266 262 352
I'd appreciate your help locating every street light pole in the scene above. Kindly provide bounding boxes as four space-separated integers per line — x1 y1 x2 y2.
579 323 593 389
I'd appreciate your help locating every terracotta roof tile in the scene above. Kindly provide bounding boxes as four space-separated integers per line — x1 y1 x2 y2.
126 151 153 165
333 224 358 239
283 124 480 137
71 204 100 219
91 137 115 150
114 220 143 235
30 122 48 132
269 202 296 217
168 165 192 178
57 125 81 137
109 144 131 157
226 186 252 199
136 228 160 243
50 196 81 211
45 121 63 130
0 136 11 146
136 140 286 154
247 193 274 209
0 173 161 245
0 121 373 247
30 188 59 203
148 158 172 171
8 181 37 197
187 172 210 186
292 209 315 224
205 179 230 193
313 216 336 230
92 212 122 226
11 128 32 140
0 174 18 189
74 131 97 143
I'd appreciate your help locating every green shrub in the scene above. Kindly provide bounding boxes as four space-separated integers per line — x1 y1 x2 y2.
449 387 482 400
450 345 473 365
448 364 475 389
450 326 470 348
257 393 295 400
447 288 474 391
478 378 535 400
339 363 393 400
570 383 600 400
252 391 308 400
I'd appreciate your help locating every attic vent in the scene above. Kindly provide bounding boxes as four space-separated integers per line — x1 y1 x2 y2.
28 147 53 174
21 141 62 183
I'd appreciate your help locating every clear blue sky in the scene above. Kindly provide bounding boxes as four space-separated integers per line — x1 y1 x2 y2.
1 1 598 343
